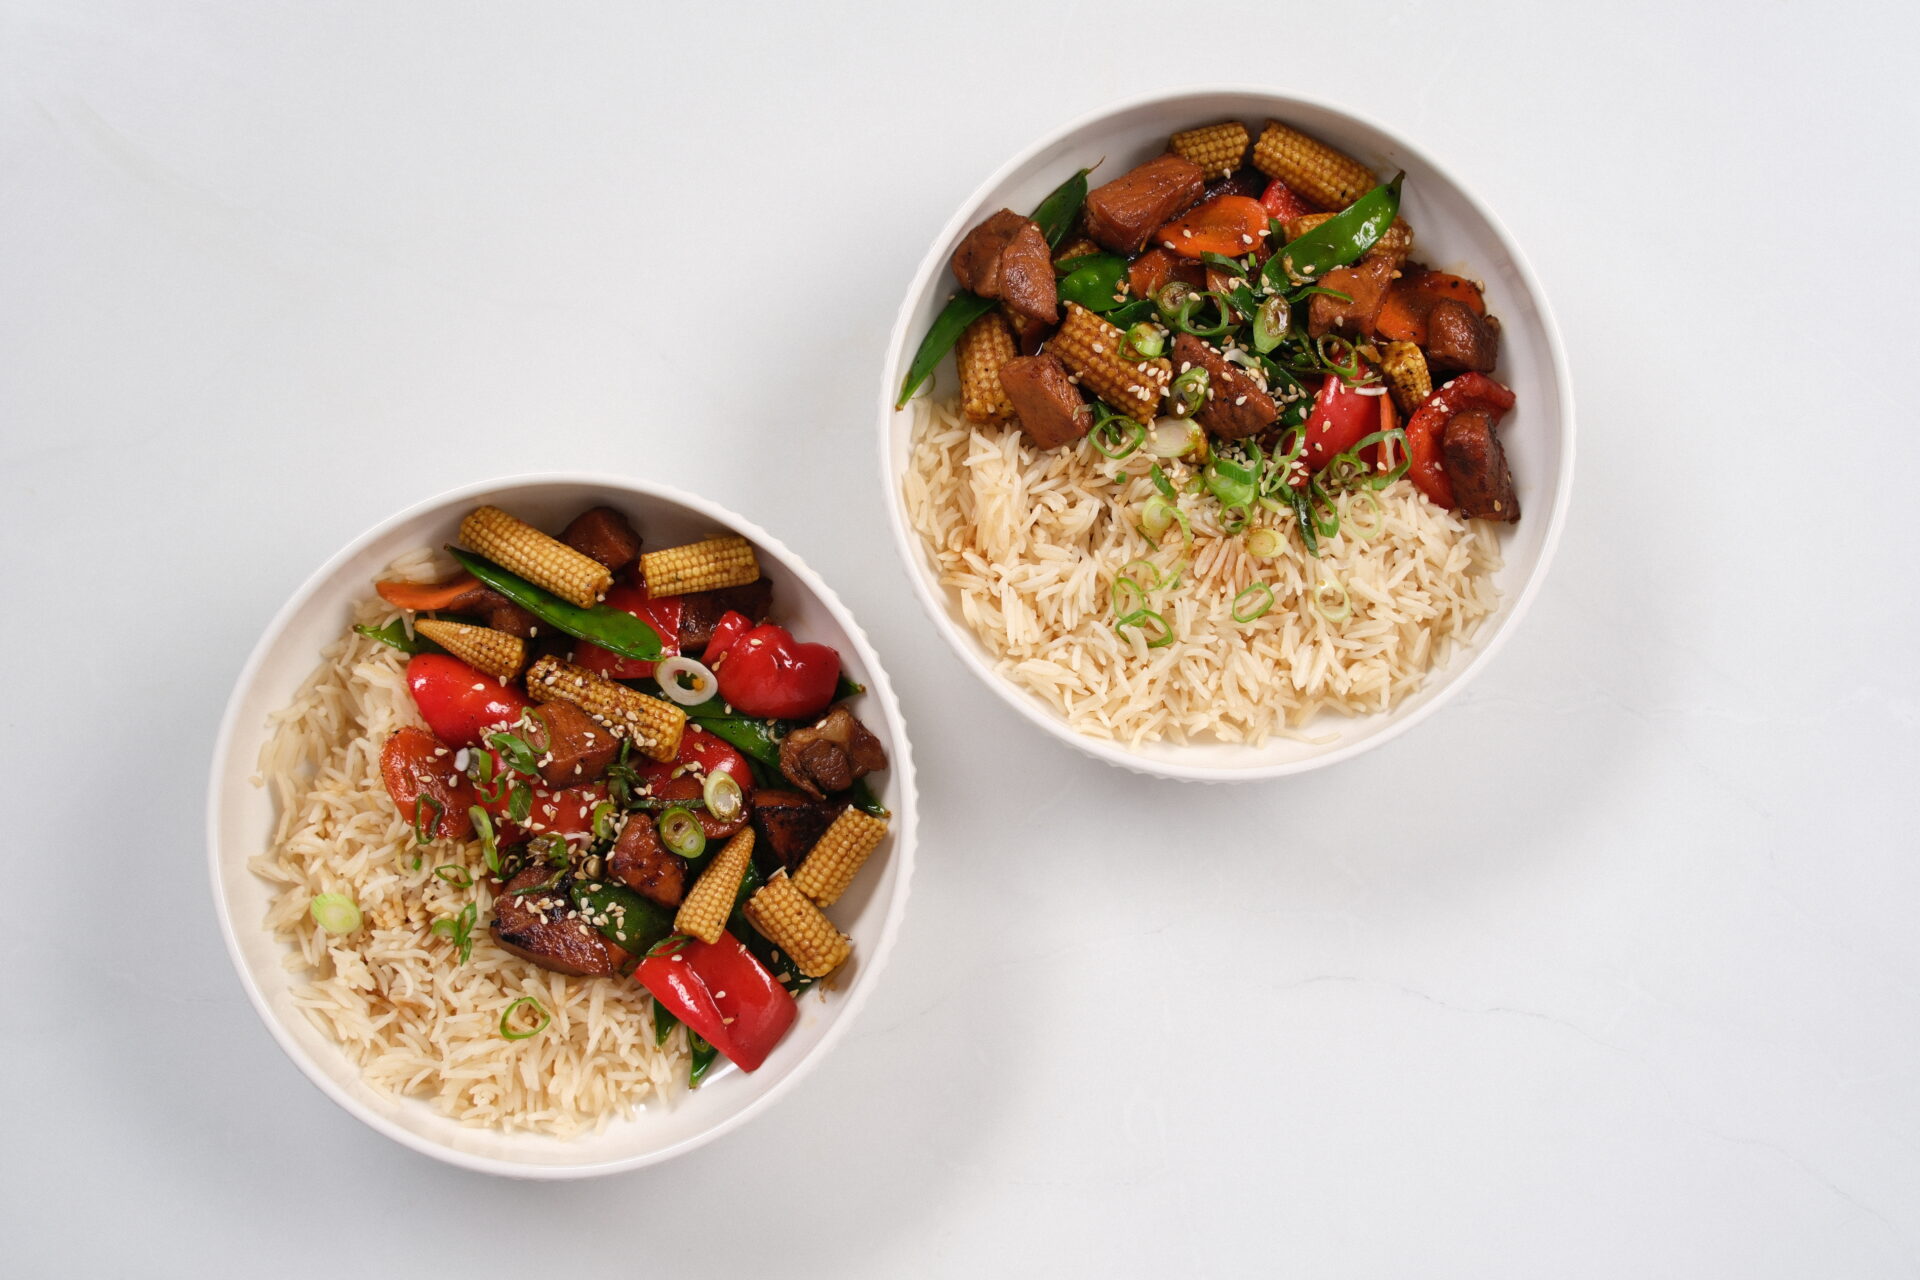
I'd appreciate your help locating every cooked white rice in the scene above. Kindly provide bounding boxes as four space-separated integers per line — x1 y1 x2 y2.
248 548 685 1137
904 397 1502 747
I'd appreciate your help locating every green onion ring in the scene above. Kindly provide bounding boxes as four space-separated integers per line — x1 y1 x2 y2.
1119 558 1161 591
1172 292 1234 338
1310 577 1352 625
1149 461 1178 501
1245 527 1285 559
1314 334 1362 380
1153 280 1196 325
1122 321 1165 361
590 800 619 843
1220 504 1251 534
1169 366 1210 416
701 770 745 824
657 805 707 860
506 783 532 824
1091 410 1145 460
1344 489 1386 541
469 806 499 874
1115 608 1176 648
433 864 473 888
413 795 443 846
499 996 551 1041
1111 575 1147 618
309 893 361 935
1252 295 1291 353
1232 583 1276 624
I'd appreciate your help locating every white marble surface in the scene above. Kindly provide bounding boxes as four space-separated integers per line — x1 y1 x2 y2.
3 2 1916 1274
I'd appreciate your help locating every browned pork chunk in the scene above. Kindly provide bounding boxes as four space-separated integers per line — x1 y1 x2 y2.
1307 256 1397 337
751 789 850 872
1170 333 1276 440
677 579 773 651
1441 410 1520 522
951 210 1058 325
609 814 687 908
528 699 617 788
1083 154 1206 254
999 352 1091 449
561 506 643 574
490 866 631 977
779 707 888 799
1425 300 1501 373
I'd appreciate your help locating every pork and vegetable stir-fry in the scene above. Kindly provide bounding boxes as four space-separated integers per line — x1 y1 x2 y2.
341 504 890 1084
901 118 1522 565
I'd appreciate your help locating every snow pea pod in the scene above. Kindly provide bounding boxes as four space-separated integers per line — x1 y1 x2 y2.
1266 174 1403 288
1056 253 1130 313
896 168 1091 406
570 880 676 961
448 547 664 661
354 620 443 655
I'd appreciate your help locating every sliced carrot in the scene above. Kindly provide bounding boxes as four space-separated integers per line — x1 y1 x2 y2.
376 574 482 612
1154 195 1270 260
1374 271 1486 344
1127 248 1178 300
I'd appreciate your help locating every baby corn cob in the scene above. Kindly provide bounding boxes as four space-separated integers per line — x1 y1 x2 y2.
674 829 755 944
1381 341 1433 415
1170 121 1250 178
1285 212 1414 270
639 536 759 597
792 809 888 908
524 655 685 762
1051 303 1171 423
412 619 527 681
1253 121 1377 213
459 506 612 608
744 870 851 978
956 310 1017 423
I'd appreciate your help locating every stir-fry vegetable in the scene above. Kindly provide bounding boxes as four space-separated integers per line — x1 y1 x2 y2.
450 547 664 662
1268 174 1402 286
635 932 796 1073
309 893 362 935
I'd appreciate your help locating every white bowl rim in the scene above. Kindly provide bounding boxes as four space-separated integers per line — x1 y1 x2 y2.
876 83 1575 783
206 471 919 1177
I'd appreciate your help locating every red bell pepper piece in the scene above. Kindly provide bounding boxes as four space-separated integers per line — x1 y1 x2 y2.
1301 374 1387 473
379 726 478 839
702 610 754 666
629 726 755 839
574 582 682 679
1259 178 1314 224
1404 372 1517 508
404 653 531 748
713 623 840 720
636 931 796 1072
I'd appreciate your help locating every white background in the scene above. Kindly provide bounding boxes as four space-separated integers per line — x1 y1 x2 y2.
3 1 1916 1275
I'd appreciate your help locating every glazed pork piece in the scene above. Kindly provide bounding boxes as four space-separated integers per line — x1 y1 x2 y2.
998 352 1091 449
1441 410 1519 522
677 579 773 651
609 813 688 908
950 209 1058 325
1082 153 1206 254
561 506 643 574
750 789 850 873
527 699 617 788
1307 256 1397 338
490 866 630 977
1425 300 1501 373
1170 333 1276 440
779 707 888 799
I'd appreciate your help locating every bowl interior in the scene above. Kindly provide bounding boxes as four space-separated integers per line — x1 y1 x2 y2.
209 476 915 1174
880 89 1571 779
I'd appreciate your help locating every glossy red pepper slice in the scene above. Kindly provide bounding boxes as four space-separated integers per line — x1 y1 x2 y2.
714 623 840 720
404 653 532 748
1404 372 1517 509
379 726 478 839
574 582 683 679
629 726 755 839
702 610 754 665
1259 178 1314 223
636 931 796 1072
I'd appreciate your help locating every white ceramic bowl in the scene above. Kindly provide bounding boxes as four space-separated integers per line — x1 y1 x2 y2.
879 87 1574 782
207 474 917 1177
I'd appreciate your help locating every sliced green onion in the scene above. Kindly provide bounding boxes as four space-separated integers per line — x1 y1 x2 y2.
469 806 499 874
309 893 361 935
1314 334 1362 380
590 800 620 843
702 770 745 823
1310 577 1352 625
1090 410 1145 460
530 832 569 867
488 730 541 779
1115 608 1176 648
431 901 478 965
1232 583 1276 623
1169 366 1209 416
412 795 443 846
434 864 473 887
1171 292 1234 338
1141 495 1178 542
655 656 718 706
499 996 550 1041
657 806 707 860
1153 280 1196 325
1220 505 1250 534
507 783 532 824
1111 576 1147 618
1198 250 1249 277
1344 489 1386 541
1121 322 1165 361
1245 527 1285 559
1252 295 1292 353
1149 461 1178 501
1119 558 1162 591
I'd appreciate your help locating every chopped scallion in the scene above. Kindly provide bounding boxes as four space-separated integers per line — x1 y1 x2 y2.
499 996 550 1041
309 893 361 935
1232 583 1276 623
